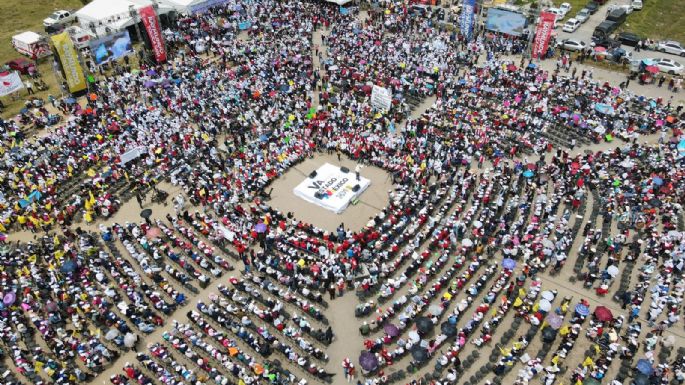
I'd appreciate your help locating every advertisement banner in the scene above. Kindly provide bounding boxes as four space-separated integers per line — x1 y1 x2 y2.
139 5 167 63
370 85 392 111
51 32 87 93
90 30 133 65
532 12 556 59
0 71 25 96
460 0 476 41
485 8 527 36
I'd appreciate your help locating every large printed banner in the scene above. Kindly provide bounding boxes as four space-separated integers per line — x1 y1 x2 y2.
0 71 24 96
532 12 556 59
460 0 476 41
51 32 87 93
139 5 167 63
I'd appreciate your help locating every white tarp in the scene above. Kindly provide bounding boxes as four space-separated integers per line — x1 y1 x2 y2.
371 85 392 111
293 163 371 214
119 146 147 166
76 0 173 37
0 71 24 96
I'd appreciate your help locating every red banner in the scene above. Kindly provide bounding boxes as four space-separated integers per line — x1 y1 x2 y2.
139 5 166 63
532 12 556 59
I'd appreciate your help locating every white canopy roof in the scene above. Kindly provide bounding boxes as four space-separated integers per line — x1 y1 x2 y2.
76 0 173 37
157 0 229 14
326 0 352 4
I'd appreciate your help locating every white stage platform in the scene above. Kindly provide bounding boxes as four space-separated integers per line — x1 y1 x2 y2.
293 163 371 214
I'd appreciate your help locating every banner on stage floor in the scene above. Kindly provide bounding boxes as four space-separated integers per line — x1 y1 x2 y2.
293 163 371 214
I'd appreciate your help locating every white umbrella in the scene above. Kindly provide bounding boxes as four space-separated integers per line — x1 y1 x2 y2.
607 265 620 278
428 305 443 316
124 333 137 348
473 221 483 229
408 330 420 343
541 291 554 301
538 299 552 312
105 329 119 341
462 238 473 247
542 239 555 249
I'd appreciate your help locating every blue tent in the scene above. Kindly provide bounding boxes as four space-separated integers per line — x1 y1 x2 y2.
522 170 534 178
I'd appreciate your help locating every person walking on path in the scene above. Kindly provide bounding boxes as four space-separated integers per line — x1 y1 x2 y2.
135 192 144 208
355 163 363 180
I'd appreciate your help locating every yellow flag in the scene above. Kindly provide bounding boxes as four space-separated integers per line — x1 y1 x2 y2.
513 297 523 307
67 164 73 176
582 356 594 367
54 235 60 246
89 191 96 205
551 355 559 365
518 288 526 297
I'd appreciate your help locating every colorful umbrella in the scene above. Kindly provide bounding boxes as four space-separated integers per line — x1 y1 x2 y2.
383 324 399 337
575 304 589 316
594 306 613 321
359 351 379 372
502 258 517 270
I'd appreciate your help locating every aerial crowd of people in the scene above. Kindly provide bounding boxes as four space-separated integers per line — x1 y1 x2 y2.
0 1 684 385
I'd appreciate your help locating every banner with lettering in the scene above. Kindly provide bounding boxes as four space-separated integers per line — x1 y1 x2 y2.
139 5 167 63
0 71 25 96
460 0 476 41
532 12 556 59
51 32 87 93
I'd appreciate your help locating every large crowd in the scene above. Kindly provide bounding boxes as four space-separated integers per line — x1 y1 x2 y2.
0 0 684 385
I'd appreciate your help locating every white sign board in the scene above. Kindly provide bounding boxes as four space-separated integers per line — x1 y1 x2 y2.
371 85 392 111
0 71 24 96
293 163 371 214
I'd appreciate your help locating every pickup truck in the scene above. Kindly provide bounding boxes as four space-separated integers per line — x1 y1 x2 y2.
43 10 76 28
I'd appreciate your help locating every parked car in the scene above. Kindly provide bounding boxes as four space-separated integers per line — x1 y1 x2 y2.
44 23 65 35
64 26 93 50
557 39 587 51
606 8 628 25
654 58 684 75
6 58 36 75
617 32 641 47
592 21 618 44
546 8 565 19
576 8 591 23
607 4 633 15
585 1 599 14
562 18 581 33
631 0 643 10
559 2 572 17
43 10 75 27
656 41 685 57
594 47 633 63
